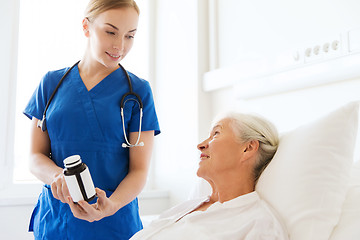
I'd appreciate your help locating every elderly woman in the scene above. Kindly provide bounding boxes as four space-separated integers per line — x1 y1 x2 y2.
131 112 289 240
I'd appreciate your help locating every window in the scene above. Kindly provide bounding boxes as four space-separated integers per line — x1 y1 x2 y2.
14 0 150 182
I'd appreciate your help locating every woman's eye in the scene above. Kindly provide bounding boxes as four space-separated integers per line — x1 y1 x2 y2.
126 35 135 39
106 31 115 35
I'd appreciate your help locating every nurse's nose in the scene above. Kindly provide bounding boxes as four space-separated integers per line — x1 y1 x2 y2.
113 38 125 51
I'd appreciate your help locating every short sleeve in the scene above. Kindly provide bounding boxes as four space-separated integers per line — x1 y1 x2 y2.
23 68 67 121
128 78 160 136
23 72 50 120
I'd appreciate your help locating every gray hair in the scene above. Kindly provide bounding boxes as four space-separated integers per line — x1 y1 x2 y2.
213 112 279 183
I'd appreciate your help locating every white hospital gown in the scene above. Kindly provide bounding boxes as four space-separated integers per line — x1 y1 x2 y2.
131 191 289 240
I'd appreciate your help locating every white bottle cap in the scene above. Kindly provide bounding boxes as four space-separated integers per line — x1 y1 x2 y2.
63 155 82 168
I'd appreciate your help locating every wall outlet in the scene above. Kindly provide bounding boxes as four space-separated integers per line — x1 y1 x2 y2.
303 34 343 63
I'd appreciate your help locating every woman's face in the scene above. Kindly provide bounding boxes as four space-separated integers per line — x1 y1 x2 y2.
197 118 246 181
83 7 139 68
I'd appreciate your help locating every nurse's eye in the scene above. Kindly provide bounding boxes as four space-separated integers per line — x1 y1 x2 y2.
106 31 116 35
126 35 135 39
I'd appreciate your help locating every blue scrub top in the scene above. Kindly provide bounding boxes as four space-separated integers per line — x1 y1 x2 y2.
24 64 160 240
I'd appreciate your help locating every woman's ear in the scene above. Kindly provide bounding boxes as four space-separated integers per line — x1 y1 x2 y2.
242 140 259 160
82 18 90 37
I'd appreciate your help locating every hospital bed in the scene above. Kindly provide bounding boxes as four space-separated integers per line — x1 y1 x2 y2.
189 101 360 240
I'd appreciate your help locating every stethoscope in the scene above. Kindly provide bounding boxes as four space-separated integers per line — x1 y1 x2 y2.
37 61 144 148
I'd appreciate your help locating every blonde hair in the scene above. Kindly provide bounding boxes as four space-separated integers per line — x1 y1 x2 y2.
213 112 279 183
85 0 139 22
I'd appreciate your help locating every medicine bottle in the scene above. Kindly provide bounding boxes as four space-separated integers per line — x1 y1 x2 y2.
63 155 96 202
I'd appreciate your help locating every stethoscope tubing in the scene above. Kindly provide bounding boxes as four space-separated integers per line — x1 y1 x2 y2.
37 61 144 148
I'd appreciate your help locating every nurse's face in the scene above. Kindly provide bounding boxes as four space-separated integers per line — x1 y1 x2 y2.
83 7 139 68
197 118 246 181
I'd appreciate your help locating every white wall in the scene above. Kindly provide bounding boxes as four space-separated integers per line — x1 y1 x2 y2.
205 0 360 159
0 0 25 237
0 1 40 239
0 0 18 188
151 0 203 206
210 78 360 131
204 0 360 122
216 0 360 70
0 203 34 240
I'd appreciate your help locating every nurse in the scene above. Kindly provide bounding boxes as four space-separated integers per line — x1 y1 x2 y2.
24 0 160 239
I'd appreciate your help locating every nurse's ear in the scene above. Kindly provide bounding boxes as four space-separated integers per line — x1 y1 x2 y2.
82 18 90 37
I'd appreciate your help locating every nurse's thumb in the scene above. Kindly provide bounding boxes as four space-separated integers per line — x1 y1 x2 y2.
95 188 106 200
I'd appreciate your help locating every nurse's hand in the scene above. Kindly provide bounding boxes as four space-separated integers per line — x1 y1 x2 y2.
67 188 118 222
51 173 71 203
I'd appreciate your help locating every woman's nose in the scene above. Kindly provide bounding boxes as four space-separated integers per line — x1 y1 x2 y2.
197 139 208 151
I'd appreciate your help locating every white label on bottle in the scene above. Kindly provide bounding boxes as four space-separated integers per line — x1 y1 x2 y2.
64 175 83 202
80 168 96 199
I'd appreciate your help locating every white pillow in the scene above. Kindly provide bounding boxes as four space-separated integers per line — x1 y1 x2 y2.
256 101 359 240
329 161 360 240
